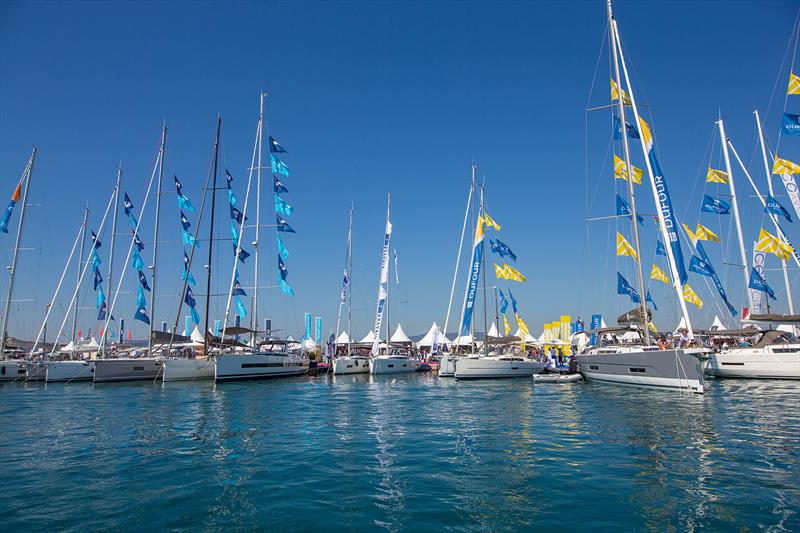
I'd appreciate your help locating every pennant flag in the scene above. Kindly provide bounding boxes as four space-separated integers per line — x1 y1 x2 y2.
645 290 657 311
610 78 631 105
782 113 800 136
772 156 800 175
490 238 517 261
133 231 144 252
97 301 107 321
694 223 721 243
613 154 643 184
483 212 501 231
180 211 191 231
184 286 197 309
174 175 195 212
683 284 703 309
695 241 737 318
230 221 240 244
508 288 518 314
616 232 638 260
182 230 197 247
90 230 102 249
235 296 247 318
225 169 234 187
278 255 289 280
189 306 200 325
131 249 144 270
274 176 288 194
689 255 714 277
274 194 294 217
181 252 196 285
269 136 287 153
494 262 526 282
230 205 247 225
498 288 508 314
650 263 669 283
615 194 644 224
756 228 781 256
706 166 729 184
271 154 290 177
788 72 800 95
682 223 697 244
123 193 134 216
515 314 530 338
613 115 639 140
279 278 294 296
138 269 150 291
0 178 23 234
93 268 103 291
91 249 102 271
227 187 237 207
96 285 106 310
765 195 793 223
136 286 147 309
233 278 247 296
503 314 511 336
656 240 667 256
701 194 731 215
616 272 640 304
748 268 777 300
276 215 295 233
234 245 251 263
277 235 289 259
134 306 150 325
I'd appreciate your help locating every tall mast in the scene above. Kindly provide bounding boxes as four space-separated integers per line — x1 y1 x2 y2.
479 186 488 356
71 207 89 348
386 193 391 352
0 147 35 356
608 0 649 343
717 118 753 310
443 165 475 342
252 93 265 347
494 286 499 334
347 206 353 355
611 8 694 338
335 207 352 353
148 122 167 355
106 166 122 346
754 109 795 315
204 116 222 357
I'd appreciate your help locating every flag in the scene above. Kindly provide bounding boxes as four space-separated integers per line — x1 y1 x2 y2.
613 115 639 139
180 211 191 231
278 254 289 280
498 289 508 314
394 249 399 285
0 178 23 233
93 268 103 290
645 290 657 311
133 231 144 252
134 306 150 325
228 206 246 225
682 223 697 244
138 269 150 291
650 263 669 283
694 241 737 318
269 136 287 153
276 215 295 233
123 193 134 216
508 288 518 314
174 175 195 212
136 286 147 308
748 268 777 300
233 278 247 296
615 194 644 224
277 235 289 259
483 212 501 230
97 301 107 321
274 176 288 194
279 278 294 296
782 113 800 136
271 154 290 176
613 154 643 184
788 71 800 95
184 286 197 308
616 232 638 260
503 314 511 335
131 249 144 270
683 284 703 309
610 78 631 104
92 249 102 271
274 194 294 216
706 166 729 184
694 224 720 243
490 238 517 261
96 285 106 310
90 230 102 249
494 262 525 282
234 245 251 263
235 296 247 318
182 230 197 247
230 221 240 245
756 228 780 255
182 252 196 286
772 156 800 175
515 314 530 339
227 187 237 207
656 240 667 256
765 195 793 223
616 272 640 303
701 194 730 215
689 255 714 277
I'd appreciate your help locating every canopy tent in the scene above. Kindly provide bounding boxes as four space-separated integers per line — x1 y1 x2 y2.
512 328 536 344
359 330 376 344
417 322 451 347
390 324 413 345
190 325 205 344
673 317 688 336
709 315 727 331
486 322 499 338
302 338 317 351
335 331 351 345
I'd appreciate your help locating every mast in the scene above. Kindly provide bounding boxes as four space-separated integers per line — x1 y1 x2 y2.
252 93 265 347
386 194 391 352
71 207 89 349
494 286 499 334
335 207 352 354
148 122 167 356
754 109 795 315
347 206 353 355
443 165 475 343
608 0 649 343
106 166 122 347
479 186 488 356
611 7 694 338
204 115 222 357
717 118 753 310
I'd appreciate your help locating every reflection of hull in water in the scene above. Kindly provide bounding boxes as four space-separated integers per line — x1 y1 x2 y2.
706 348 800 379
45 361 95 382
0 360 29 382
576 348 705 394
162 358 215 381
454 357 545 379
93 358 162 382
332 356 370 375
214 352 308 381
369 356 419 374
534 372 582 383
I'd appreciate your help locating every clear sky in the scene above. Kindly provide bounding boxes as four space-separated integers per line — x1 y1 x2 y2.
1 0 798 344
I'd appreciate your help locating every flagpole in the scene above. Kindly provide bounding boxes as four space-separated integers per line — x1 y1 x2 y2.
717 118 753 310
334 207 351 354
479 186 489 356
0 148 35 357
348 205 353 356
148 122 167 357
444 164 474 347
252 92 265 347
754 109 795 318
104 165 122 351
386 193 391 352
204 115 222 357
71 207 89 352
608 0 649 344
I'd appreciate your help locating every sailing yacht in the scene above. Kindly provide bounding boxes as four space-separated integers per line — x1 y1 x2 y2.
706 317 800 379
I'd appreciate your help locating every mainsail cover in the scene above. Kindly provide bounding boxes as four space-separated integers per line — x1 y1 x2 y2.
371 210 392 355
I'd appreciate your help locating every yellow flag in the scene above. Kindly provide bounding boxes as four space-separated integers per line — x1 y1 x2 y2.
682 223 697 244
788 72 800 95
772 156 800 175
494 262 510 279
683 284 703 309
756 228 779 254
516 314 529 337
650 263 669 283
483 212 501 231
706 166 729 184
503 314 511 336
638 116 654 150
613 154 643 184
694 223 720 243
502 262 526 282
616 232 638 260
610 78 631 104
648 321 657 333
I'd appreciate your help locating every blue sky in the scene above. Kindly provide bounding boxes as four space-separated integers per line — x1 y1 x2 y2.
1 0 798 343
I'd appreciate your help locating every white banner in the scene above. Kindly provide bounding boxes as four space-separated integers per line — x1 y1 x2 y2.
780 172 800 222
371 218 393 355
750 242 766 315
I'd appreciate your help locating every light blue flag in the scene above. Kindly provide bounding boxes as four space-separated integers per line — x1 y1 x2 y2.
182 229 198 247
271 154 290 177
181 267 196 286
134 306 150 325
190 306 200 325
96 285 105 310
174 175 195 212
274 194 294 216
136 286 147 309
235 296 247 318
279 279 294 296
230 222 239 244
131 249 144 270
277 236 289 259
228 188 237 207
92 249 102 271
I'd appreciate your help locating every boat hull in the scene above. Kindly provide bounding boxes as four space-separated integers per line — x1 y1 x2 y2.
93 358 162 382
0 360 30 382
162 358 215 381
214 352 308 382
437 354 458 377
454 357 545 379
45 361 95 382
369 356 419 374
706 348 800 379
576 349 705 394
332 356 370 375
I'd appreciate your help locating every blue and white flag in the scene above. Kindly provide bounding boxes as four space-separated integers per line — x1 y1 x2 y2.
274 194 294 217
184 286 197 308
589 314 602 345
695 242 738 317
181 252 196 286
234 245 250 263
748 267 777 300
613 115 640 140
765 195 793 223
278 254 289 280
133 231 144 252
274 176 288 194
230 206 247 225
233 278 247 296
689 255 714 277
615 194 644 224
174 175 195 212
271 154 290 177
123 193 134 216
782 113 800 136
180 211 191 231
656 240 667 256
616 272 640 304
97 301 107 321
134 306 150 325
138 269 150 291
91 230 102 249
269 136 287 153
276 216 295 233
701 194 731 215
490 238 518 261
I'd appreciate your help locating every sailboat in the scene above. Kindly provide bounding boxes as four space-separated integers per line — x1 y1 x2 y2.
369 194 418 375
574 1 705 393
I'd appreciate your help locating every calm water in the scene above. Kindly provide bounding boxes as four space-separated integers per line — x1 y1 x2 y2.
1 375 798 532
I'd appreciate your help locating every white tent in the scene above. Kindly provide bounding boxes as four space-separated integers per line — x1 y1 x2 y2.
190 325 205 344
486 322 499 338
359 330 376 344
61 341 76 352
335 331 351 344
417 322 451 347
673 317 688 336
512 328 536 344
390 324 413 344
601 318 608 328
709 316 726 331
86 337 100 349
302 338 317 351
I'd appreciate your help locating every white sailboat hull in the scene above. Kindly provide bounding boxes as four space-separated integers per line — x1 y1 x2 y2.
706 347 800 379
576 349 705 394
454 357 545 379
214 352 308 381
437 354 458 377
45 360 95 382
162 358 215 381
369 355 419 374
0 360 30 382
332 356 370 375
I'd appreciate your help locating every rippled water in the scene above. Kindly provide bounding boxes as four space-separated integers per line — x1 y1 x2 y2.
2 375 798 531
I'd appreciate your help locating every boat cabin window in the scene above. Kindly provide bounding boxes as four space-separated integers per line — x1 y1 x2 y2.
628 367 646 373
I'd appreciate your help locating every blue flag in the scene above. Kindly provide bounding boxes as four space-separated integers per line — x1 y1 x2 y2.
93 268 103 291
91 249 102 272
646 290 657 311
182 252 196 286
271 154 290 177
134 306 150 325
230 222 240 244
233 278 247 296
508 288 518 314
278 255 289 280
180 211 191 231
616 272 641 303
234 245 250 263
230 205 247 224
613 115 640 140
91 230 102 249
189 306 200 325
184 286 197 308
225 169 234 187
695 242 738 317
136 286 147 309
182 230 197 247
274 194 294 217
498 289 508 314
656 240 667 256
701 194 731 215
133 231 144 252
748 268 776 300
276 216 295 233
97 285 106 310
279 278 294 296
131 249 144 270
490 238 517 261
174 175 195 212
138 269 150 291
269 136 287 153
615 194 644 224
277 235 289 259
765 195 793 223
123 193 134 216
228 188 237 207
689 255 714 277
97 301 107 321
782 113 800 136
274 176 288 194
235 296 247 318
